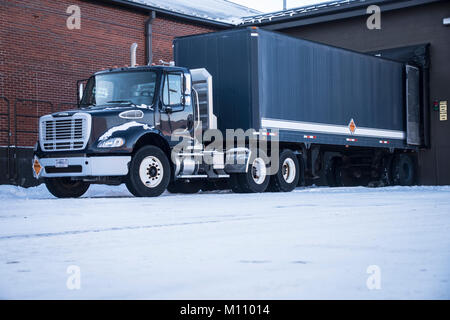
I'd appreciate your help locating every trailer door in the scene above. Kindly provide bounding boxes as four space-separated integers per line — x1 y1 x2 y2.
406 65 422 146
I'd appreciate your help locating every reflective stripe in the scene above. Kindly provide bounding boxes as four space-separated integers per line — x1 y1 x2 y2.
261 118 405 140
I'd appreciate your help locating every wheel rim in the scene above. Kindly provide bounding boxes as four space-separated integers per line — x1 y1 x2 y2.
282 158 296 184
251 157 266 185
139 156 164 188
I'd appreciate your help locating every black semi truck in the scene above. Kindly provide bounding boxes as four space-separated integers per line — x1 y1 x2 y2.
32 28 422 198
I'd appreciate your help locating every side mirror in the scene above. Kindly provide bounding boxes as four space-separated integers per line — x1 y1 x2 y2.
183 73 191 96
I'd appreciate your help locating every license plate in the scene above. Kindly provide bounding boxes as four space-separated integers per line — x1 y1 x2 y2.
55 159 69 168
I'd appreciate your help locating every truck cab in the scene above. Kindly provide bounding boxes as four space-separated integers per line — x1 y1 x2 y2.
33 65 258 198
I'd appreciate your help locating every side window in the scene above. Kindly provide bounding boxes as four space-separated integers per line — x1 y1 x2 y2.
162 73 182 106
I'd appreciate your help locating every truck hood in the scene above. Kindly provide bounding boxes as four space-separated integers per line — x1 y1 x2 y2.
50 103 153 117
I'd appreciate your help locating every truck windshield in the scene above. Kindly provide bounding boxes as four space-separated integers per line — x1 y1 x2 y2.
81 71 157 107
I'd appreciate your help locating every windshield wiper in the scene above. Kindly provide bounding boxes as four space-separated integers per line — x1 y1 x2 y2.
106 100 135 105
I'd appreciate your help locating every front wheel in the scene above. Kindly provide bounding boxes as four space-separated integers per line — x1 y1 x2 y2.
126 145 171 197
45 178 90 198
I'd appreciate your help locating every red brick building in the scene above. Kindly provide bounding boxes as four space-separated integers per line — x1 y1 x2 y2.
0 0 257 184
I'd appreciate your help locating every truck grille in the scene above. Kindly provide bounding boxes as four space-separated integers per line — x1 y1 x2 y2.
39 113 91 152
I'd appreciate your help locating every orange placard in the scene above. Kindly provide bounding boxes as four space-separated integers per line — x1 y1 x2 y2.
348 118 356 134
33 159 42 176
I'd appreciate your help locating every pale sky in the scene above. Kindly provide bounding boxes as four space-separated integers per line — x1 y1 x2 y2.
229 0 330 13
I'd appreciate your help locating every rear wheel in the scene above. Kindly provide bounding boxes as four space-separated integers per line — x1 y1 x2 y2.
391 153 415 186
229 155 269 193
126 145 171 197
45 178 90 198
267 149 300 192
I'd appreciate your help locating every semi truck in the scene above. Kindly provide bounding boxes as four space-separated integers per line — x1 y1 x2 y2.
32 28 422 198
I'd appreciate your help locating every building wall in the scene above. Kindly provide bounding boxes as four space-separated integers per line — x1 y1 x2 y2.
277 1 450 185
0 0 216 147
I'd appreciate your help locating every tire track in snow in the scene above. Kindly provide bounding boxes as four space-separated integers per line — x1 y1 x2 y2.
0 216 254 241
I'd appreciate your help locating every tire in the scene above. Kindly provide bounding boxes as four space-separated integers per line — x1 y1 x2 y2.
125 145 171 197
229 154 270 193
267 149 300 192
167 180 201 194
45 178 90 198
391 153 415 186
325 157 343 187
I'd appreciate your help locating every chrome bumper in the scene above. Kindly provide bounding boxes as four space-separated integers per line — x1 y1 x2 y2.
33 156 131 178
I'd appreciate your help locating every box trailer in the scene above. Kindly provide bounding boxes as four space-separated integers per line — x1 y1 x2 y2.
174 27 421 149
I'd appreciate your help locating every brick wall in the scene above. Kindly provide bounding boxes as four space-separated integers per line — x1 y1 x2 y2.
0 0 217 147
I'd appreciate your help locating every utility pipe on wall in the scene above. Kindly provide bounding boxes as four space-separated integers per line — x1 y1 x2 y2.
130 42 138 67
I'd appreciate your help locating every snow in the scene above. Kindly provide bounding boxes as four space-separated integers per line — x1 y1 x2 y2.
129 0 260 24
98 122 152 141
0 184 449 299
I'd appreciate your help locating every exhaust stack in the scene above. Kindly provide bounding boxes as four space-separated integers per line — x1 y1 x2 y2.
130 43 138 67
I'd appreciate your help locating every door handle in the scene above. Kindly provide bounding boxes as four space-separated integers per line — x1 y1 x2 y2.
187 114 194 130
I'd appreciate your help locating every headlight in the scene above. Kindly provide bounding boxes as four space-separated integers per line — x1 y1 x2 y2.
97 137 125 148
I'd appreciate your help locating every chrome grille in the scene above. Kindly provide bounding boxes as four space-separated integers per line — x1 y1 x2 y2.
39 113 91 152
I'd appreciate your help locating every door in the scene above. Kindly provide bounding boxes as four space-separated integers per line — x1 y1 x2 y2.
406 65 422 146
159 72 193 146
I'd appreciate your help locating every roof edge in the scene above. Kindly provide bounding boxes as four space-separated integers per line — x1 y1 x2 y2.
241 0 443 30
97 0 234 28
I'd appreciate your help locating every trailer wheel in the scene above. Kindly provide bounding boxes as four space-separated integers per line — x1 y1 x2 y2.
229 155 270 193
45 178 90 198
167 180 201 194
325 157 343 187
125 145 171 197
267 149 300 192
391 154 415 186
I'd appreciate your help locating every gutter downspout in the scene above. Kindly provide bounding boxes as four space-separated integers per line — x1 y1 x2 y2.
145 11 156 65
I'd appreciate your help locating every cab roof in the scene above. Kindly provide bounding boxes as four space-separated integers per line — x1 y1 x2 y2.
94 65 189 75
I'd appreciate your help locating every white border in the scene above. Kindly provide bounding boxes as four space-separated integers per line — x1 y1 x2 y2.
261 118 405 140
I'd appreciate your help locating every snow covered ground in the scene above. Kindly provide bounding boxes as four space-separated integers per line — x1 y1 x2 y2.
0 184 449 299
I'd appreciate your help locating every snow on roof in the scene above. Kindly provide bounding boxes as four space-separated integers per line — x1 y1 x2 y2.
240 0 365 25
127 0 261 24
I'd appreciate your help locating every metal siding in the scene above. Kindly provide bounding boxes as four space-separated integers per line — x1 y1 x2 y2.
174 29 254 132
175 28 407 147
257 29 405 132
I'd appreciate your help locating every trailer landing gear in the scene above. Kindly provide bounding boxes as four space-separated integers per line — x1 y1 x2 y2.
325 157 344 187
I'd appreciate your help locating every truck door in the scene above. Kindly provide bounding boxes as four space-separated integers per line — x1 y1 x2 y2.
406 65 422 146
159 72 193 145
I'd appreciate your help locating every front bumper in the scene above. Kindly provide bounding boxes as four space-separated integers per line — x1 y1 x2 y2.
33 156 131 178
